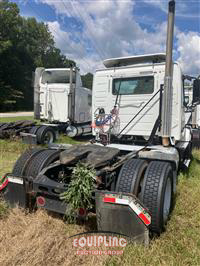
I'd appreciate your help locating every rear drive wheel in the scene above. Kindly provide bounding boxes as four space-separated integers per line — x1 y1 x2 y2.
192 129 200 149
36 126 56 144
115 158 148 198
29 125 41 135
0 123 6 129
141 161 173 234
24 149 61 178
12 148 44 176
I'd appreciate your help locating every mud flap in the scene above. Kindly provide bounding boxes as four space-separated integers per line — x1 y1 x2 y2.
20 132 37 145
2 175 27 208
95 191 150 245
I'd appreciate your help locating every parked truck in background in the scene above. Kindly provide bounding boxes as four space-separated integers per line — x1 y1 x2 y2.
0 67 92 144
32 66 92 141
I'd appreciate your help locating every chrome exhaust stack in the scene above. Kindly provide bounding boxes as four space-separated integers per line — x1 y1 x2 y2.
161 0 176 146
68 66 76 122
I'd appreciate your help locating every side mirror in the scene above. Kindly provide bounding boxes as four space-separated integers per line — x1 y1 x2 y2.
184 96 189 106
193 79 200 104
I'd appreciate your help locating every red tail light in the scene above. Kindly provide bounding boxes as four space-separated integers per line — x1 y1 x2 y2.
37 196 45 207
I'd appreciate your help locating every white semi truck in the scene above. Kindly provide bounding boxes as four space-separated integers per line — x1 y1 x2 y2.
34 67 91 124
184 76 200 127
0 67 92 143
92 53 187 144
2 0 200 242
0 67 92 144
32 66 92 143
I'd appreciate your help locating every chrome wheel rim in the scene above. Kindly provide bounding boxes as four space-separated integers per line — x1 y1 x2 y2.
44 131 54 144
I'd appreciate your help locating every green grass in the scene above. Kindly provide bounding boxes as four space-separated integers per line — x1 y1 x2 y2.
0 116 34 123
0 139 28 176
0 116 81 176
56 134 81 145
0 200 9 219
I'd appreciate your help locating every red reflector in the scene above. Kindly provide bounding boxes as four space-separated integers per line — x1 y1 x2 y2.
37 196 45 207
0 177 9 191
103 197 116 203
139 212 151 225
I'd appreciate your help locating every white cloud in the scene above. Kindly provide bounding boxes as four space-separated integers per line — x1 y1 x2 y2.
47 21 104 73
142 0 199 19
47 21 85 57
42 1 167 68
36 0 199 75
177 31 200 75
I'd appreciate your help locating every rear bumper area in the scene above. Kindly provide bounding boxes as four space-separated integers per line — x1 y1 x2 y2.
2 175 151 242
2 174 67 214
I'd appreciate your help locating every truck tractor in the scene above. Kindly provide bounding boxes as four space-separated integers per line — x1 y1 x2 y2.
31 66 92 143
0 67 92 144
2 0 200 243
183 75 200 148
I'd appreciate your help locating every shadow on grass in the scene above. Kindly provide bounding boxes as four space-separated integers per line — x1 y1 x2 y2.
73 135 94 143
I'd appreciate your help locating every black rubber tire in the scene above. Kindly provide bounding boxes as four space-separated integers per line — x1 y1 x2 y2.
12 120 25 127
29 125 41 135
0 123 6 129
36 126 56 144
115 159 148 197
0 123 12 130
141 161 173 234
12 148 44 176
24 149 61 178
192 129 200 149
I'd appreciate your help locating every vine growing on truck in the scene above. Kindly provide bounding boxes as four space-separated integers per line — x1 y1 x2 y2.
60 163 96 223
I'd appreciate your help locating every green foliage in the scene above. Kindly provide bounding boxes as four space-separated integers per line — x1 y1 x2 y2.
81 72 93 90
0 0 76 111
60 163 95 223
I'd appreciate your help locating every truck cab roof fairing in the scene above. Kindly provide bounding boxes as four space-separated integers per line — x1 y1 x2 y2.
103 53 166 68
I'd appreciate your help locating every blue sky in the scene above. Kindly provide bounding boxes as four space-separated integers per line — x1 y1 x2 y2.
12 0 200 74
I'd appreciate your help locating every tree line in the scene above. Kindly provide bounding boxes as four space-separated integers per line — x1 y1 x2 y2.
0 0 93 112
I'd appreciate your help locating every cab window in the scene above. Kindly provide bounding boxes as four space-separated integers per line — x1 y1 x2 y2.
112 76 154 95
